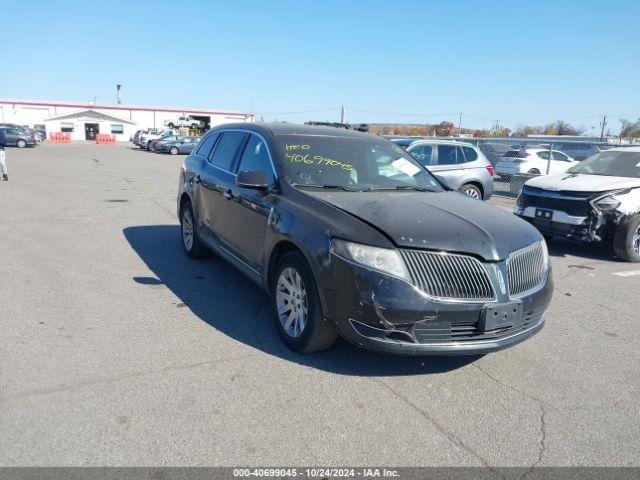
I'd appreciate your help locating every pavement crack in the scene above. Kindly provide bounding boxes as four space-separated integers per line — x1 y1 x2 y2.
519 403 547 479
475 363 555 409
1 353 261 404
373 378 503 474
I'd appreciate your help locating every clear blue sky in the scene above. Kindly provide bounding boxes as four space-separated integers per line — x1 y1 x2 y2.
1 0 638 132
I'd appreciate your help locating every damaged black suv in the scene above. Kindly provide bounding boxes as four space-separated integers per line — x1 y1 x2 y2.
515 147 640 262
177 124 553 355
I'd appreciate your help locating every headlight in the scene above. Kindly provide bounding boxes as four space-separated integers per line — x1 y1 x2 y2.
331 239 411 282
593 195 620 211
541 238 549 270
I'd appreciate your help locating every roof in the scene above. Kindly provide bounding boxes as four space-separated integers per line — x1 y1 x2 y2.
404 138 475 147
0 99 254 118
216 122 377 139
44 108 136 124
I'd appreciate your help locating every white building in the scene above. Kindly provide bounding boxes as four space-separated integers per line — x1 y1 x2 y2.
0 99 254 142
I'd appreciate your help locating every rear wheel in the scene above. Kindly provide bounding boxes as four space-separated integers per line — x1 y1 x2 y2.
167 123 175 129
527 168 541 175
17 139 27 148
169 146 179 155
460 183 482 199
180 201 209 258
613 215 640 262
271 251 337 353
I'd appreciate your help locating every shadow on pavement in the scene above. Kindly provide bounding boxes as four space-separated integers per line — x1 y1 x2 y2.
547 237 618 262
123 225 478 377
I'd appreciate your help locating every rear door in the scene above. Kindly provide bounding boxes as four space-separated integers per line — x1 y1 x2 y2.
431 144 466 189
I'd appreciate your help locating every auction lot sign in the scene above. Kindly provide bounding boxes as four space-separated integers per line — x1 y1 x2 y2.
0 468 639 480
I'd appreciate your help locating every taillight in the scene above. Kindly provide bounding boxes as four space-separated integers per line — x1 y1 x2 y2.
486 165 494 176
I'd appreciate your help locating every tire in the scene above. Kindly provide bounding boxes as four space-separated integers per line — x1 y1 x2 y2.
169 146 179 155
17 139 27 148
180 201 209 259
459 183 482 199
271 251 338 353
613 215 640 262
167 123 175 129
527 168 541 175
191 123 198 129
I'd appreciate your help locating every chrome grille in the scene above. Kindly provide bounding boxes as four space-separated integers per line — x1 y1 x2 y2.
400 250 495 302
507 242 548 297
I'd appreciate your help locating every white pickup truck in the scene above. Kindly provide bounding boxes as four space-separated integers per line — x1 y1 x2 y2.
164 116 204 130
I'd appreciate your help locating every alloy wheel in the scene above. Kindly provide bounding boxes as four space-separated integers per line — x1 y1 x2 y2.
182 208 194 252
464 187 480 199
633 225 640 255
276 267 308 338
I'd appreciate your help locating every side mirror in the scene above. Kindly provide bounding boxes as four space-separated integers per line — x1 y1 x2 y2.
236 170 269 190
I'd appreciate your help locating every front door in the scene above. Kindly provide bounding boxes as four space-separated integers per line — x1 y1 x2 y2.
219 133 274 271
85 123 99 140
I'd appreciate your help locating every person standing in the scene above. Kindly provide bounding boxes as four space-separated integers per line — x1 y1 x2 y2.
0 129 8 181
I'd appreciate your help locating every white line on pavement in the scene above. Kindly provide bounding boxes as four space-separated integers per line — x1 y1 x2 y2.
612 270 640 277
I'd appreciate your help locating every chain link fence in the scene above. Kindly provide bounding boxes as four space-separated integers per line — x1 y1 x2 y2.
390 135 634 199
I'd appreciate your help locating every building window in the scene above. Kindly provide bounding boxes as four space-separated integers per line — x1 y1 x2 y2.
61 122 74 132
111 124 124 134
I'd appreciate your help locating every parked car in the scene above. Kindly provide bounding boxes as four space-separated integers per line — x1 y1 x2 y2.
477 142 512 164
130 129 143 145
393 139 494 200
149 135 185 152
33 124 46 142
164 116 204 130
515 147 640 262
495 147 578 177
160 136 201 155
0 126 37 148
553 142 604 161
138 129 175 149
177 123 552 355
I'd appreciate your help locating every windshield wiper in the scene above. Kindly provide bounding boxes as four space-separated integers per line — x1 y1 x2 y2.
290 183 361 192
371 185 431 192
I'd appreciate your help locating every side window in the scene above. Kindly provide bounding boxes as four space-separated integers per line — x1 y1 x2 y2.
537 151 550 160
237 134 274 182
408 145 433 165
462 146 478 162
552 151 569 161
209 131 247 171
437 145 460 165
195 132 219 157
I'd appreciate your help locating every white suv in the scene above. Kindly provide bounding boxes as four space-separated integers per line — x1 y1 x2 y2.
495 147 578 177
164 116 204 130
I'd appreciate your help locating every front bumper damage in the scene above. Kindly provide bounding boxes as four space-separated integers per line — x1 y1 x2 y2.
515 188 640 243
322 254 552 356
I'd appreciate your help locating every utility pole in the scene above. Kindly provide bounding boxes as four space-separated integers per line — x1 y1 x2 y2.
116 84 122 104
340 105 346 124
458 112 462 137
599 115 607 142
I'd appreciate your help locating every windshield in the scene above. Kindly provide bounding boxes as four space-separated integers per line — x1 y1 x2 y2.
567 151 640 178
274 134 443 192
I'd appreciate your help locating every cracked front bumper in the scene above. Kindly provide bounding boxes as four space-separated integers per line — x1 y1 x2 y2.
322 253 552 356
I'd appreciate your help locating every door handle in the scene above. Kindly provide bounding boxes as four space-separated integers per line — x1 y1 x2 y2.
224 189 234 200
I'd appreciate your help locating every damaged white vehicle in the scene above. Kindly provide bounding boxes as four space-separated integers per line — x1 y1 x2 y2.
515 147 640 262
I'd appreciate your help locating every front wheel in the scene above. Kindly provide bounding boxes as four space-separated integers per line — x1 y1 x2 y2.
17 139 27 148
613 215 640 262
169 146 179 155
272 252 337 353
167 123 175 129
527 168 541 175
180 201 209 258
460 183 482 199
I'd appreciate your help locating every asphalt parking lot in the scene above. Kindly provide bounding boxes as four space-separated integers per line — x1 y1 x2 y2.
1 143 639 467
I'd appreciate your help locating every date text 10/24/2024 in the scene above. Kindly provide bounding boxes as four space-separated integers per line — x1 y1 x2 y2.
285 144 354 171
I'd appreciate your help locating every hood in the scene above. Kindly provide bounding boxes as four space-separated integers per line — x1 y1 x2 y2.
525 173 640 193
302 190 541 261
